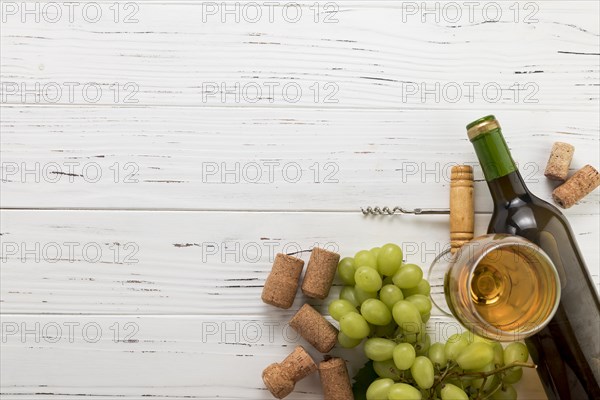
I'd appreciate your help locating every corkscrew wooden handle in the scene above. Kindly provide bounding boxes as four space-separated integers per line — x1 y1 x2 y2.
450 165 474 253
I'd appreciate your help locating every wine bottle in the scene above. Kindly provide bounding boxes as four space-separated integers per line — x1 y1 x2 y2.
467 115 600 400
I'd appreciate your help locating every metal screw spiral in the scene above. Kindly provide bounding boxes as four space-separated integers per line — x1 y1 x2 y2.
361 206 450 215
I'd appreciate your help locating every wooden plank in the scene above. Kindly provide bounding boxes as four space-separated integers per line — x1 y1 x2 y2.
1 210 598 315
1 1 598 109
0 314 548 399
1 107 599 211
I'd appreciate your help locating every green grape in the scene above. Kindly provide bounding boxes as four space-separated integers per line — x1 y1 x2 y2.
405 294 432 317
340 286 360 307
366 378 394 400
362 298 393 326
490 384 517 400
492 342 504 367
340 312 370 339
392 301 423 334
392 264 423 289
382 275 394 286
388 383 422 400
370 247 382 261
504 342 529 364
461 331 493 345
460 330 474 344
421 313 430 323
456 342 494 370
328 299 357 321
393 343 416 370
365 338 397 361
414 333 431 356
402 279 431 297
337 331 362 348
395 322 425 343
502 366 523 384
410 356 434 389
337 257 356 285
471 363 499 390
355 286 378 304
440 383 468 400
482 375 502 394
444 334 469 361
373 359 402 380
428 342 447 367
355 250 378 269
380 284 404 309
372 321 398 338
355 266 383 292
393 323 422 343
377 243 403 276
473 334 493 344
444 378 467 391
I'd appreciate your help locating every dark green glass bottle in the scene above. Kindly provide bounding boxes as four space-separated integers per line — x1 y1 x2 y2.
468 115 600 400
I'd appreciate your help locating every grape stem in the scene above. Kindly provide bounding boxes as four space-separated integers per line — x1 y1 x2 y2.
427 361 536 400
477 375 489 399
456 361 536 379
429 361 458 396
478 380 504 400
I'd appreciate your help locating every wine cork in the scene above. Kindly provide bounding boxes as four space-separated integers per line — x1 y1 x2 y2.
319 358 354 400
262 346 317 399
450 165 474 254
301 247 340 299
289 303 338 353
552 164 600 209
544 142 574 181
262 253 304 309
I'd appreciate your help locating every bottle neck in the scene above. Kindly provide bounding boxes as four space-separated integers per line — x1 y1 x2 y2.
470 125 529 205
471 126 517 181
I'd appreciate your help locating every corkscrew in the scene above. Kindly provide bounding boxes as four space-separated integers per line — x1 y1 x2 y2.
360 206 488 216
360 206 449 216
362 166 476 254
362 166 476 317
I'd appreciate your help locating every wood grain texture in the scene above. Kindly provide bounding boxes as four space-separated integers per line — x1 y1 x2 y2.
1 1 598 109
1 106 599 211
0 314 548 399
1 210 598 315
2 1 600 399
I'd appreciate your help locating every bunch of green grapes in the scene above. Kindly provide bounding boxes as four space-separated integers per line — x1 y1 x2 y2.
329 244 530 400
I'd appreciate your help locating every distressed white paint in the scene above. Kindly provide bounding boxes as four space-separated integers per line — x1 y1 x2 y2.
1 2 598 109
1 210 576 398
0 314 548 399
1 1 599 399
1 210 598 315
0 210 598 398
1 107 599 212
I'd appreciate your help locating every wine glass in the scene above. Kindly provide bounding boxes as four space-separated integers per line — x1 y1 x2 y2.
428 234 561 341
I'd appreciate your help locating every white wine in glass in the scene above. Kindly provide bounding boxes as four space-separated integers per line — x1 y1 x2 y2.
435 234 561 342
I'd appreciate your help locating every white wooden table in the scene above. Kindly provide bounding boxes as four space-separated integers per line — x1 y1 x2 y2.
1 1 598 399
